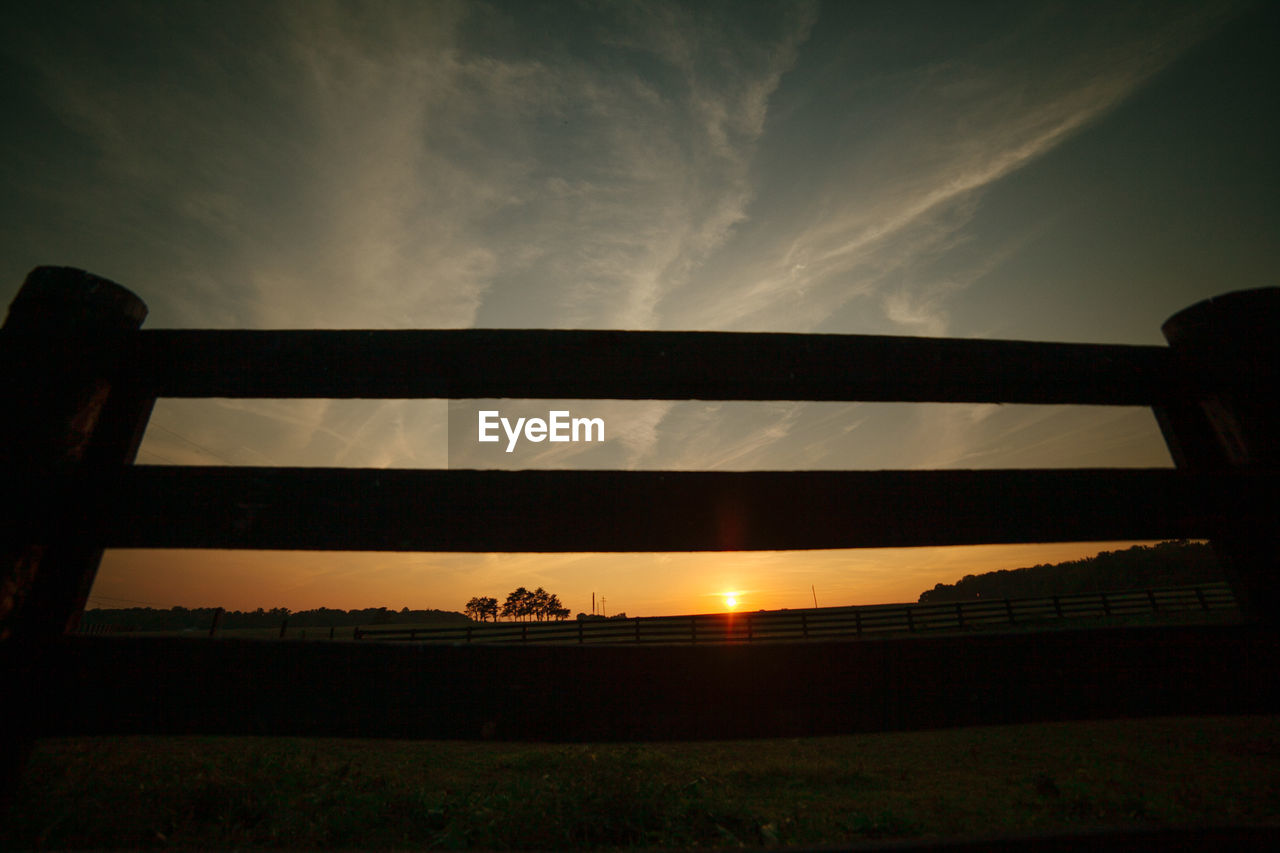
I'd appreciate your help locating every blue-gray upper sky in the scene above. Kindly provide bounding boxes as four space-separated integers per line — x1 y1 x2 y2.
4 1 1277 613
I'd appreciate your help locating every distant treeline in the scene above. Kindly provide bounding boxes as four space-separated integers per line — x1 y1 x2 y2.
80 606 468 632
918 540 1224 603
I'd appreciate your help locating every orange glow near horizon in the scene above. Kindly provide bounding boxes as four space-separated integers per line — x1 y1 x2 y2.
90 541 1175 618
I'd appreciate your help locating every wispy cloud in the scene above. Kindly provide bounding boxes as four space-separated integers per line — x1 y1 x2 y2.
9 0 817 467
141 399 447 469
902 404 1173 471
663 1 1244 336
451 1 820 331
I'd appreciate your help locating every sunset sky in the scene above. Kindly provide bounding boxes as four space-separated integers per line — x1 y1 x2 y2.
3 1 1278 617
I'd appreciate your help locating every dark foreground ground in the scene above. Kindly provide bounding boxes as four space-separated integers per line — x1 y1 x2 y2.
4 714 1279 850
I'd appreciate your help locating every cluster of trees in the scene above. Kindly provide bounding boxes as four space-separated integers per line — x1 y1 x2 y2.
918 541 1223 603
466 587 570 622
78 606 468 631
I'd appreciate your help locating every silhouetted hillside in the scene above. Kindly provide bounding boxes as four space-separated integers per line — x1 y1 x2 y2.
918 541 1224 603
80 605 468 632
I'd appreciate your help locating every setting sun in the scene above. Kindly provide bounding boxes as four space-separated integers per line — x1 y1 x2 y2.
724 595 738 609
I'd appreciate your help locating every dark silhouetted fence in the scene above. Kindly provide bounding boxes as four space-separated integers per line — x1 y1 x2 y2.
2 267 1277 777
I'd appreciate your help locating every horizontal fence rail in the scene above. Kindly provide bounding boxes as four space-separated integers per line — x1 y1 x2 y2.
9 624 1278 742
126 329 1199 403
352 583 1238 645
96 467 1266 551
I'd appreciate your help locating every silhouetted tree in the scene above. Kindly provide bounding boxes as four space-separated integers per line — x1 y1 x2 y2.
502 587 531 621
465 595 500 622
529 587 547 620
917 541 1223 602
495 586 570 621
541 592 568 621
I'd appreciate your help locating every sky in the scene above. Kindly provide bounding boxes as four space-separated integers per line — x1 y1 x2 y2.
3 1 1277 617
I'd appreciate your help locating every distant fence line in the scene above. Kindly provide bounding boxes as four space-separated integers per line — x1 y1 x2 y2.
353 582 1237 645
71 622 130 636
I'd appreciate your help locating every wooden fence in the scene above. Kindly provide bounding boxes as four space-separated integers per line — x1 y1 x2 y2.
2 267 1277 758
353 582 1238 645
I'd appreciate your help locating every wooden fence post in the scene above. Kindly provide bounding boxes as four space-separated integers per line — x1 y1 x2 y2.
1 267 152 641
1 267 151 808
1155 287 1280 627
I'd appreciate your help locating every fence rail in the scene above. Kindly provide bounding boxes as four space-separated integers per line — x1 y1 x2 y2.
128 328 1193 403
2 268 1278 765
352 582 1237 645
100 466 1249 551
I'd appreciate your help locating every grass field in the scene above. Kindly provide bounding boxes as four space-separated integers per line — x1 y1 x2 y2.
6 715 1279 849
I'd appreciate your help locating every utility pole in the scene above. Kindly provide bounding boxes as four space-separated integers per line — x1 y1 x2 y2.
812 586 818 609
